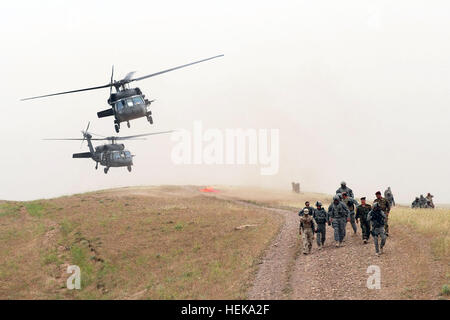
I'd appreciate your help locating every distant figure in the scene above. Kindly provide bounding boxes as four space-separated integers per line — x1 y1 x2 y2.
291 182 295 192
419 194 427 208
298 201 314 217
328 195 351 247
291 182 300 193
411 197 420 208
298 209 318 255
373 191 391 236
384 187 395 207
313 201 328 250
367 202 387 256
336 181 354 198
426 193 435 209
356 197 372 244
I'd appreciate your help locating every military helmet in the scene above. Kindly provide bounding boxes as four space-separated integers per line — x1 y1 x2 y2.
372 202 380 209
341 181 346 186
303 208 310 215
333 195 340 201
316 201 322 207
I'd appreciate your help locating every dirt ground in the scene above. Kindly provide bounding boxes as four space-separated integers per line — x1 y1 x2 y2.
0 185 448 300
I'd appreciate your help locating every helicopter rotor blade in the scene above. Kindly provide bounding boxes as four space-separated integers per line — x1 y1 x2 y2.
110 130 174 140
129 55 224 82
123 71 136 82
110 65 114 95
43 138 105 141
21 83 112 101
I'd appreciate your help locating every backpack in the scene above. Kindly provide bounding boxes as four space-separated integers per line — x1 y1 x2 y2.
371 210 385 228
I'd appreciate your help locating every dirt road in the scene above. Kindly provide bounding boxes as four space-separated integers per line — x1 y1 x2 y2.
217 192 447 300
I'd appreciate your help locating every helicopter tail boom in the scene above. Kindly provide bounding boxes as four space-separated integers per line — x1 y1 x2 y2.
97 108 114 118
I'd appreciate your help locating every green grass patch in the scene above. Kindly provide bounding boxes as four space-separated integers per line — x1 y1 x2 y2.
23 201 45 217
0 203 21 217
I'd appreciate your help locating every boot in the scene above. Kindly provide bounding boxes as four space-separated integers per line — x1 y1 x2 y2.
380 247 384 254
363 239 368 244
335 241 340 247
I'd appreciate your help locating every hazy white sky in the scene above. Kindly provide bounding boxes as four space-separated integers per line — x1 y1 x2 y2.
1 0 450 203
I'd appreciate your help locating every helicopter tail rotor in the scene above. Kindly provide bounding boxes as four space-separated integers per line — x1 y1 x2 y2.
80 121 91 149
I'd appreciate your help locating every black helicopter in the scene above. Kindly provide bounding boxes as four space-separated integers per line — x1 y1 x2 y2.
22 55 224 133
45 123 173 174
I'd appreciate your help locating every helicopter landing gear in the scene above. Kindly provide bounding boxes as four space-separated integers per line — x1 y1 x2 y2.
147 115 153 124
104 167 109 174
95 162 98 170
114 120 120 133
127 165 132 172
127 121 130 128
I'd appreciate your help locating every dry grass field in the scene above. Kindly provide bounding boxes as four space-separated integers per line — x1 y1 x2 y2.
0 185 448 299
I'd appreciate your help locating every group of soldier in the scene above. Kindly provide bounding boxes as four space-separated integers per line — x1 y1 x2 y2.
298 181 391 257
411 193 434 209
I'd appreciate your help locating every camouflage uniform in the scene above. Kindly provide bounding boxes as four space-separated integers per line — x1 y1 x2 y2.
373 196 391 236
336 186 354 199
426 193 434 209
419 195 427 208
328 196 350 246
313 205 328 248
343 196 359 234
411 197 420 208
367 205 387 255
299 213 318 254
355 203 372 241
384 187 395 207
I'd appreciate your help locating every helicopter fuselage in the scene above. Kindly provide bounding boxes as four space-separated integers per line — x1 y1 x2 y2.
97 88 153 133
73 142 133 173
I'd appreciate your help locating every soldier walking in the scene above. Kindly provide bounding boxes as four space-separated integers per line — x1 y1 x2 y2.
355 197 371 244
313 201 328 249
299 209 318 254
367 202 387 256
328 195 350 247
342 192 359 235
336 181 354 198
298 201 314 216
374 191 391 236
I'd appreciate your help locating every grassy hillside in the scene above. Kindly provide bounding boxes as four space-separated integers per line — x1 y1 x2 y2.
0 186 284 299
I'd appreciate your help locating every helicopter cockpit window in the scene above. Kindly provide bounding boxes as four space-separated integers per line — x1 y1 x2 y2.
124 151 132 158
132 96 144 105
126 99 134 107
115 100 124 112
111 152 121 160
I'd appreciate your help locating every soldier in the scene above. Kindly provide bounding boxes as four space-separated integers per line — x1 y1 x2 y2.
299 209 318 255
328 195 350 247
355 197 371 244
384 187 395 207
419 195 427 208
313 201 328 250
426 193 435 209
374 191 391 236
298 201 314 217
411 197 420 208
342 192 359 235
336 181 354 198
367 202 387 256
